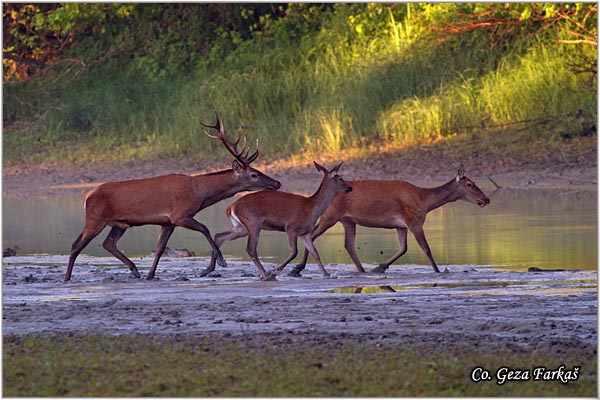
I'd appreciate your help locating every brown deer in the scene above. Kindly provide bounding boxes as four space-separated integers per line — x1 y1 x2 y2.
64 113 281 282
203 162 352 280
290 166 490 276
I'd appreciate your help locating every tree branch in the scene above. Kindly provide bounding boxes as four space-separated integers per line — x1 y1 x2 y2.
3 53 45 68
558 39 598 46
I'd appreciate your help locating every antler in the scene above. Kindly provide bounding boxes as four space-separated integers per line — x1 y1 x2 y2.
201 112 259 167
456 164 465 182
247 139 259 165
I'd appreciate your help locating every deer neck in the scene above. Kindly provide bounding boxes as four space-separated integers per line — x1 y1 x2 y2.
424 178 460 212
309 177 337 221
192 170 241 209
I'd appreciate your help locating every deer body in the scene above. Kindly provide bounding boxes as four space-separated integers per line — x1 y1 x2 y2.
84 173 241 227
290 167 490 276
204 162 352 280
64 114 281 282
233 191 328 234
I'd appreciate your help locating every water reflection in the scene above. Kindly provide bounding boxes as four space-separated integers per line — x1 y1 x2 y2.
332 279 598 294
2 188 597 270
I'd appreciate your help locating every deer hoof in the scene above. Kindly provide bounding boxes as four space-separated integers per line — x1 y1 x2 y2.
288 271 302 277
216 257 227 268
371 265 388 274
289 265 304 276
130 268 141 278
261 272 278 281
198 268 212 277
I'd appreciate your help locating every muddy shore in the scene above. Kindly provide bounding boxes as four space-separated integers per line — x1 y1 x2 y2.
2 255 597 359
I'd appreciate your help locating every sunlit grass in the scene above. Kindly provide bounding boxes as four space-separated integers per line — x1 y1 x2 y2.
378 46 594 144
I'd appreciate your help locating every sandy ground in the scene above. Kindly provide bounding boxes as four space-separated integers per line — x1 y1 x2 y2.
2 254 597 357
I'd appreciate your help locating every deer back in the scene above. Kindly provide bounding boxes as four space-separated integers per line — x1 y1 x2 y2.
320 180 427 227
230 191 311 231
83 174 198 225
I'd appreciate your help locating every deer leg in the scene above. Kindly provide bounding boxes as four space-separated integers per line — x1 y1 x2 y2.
411 226 440 273
289 217 337 277
341 221 365 273
102 226 141 278
372 228 408 274
146 225 176 280
64 222 106 282
273 232 299 274
245 228 274 281
300 234 330 278
201 227 247 277
289 249 311 277
177 216 226 268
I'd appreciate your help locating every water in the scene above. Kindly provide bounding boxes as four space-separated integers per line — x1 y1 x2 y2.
330 279 598 296
2 188 597 271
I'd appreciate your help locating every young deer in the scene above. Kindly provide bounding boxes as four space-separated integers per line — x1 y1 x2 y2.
204 162 352 280
290 166 490 276
64 113 281 282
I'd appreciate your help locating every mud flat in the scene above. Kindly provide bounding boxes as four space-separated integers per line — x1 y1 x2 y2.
2 255 596 356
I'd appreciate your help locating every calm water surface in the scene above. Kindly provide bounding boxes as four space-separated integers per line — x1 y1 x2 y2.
2 188 597 271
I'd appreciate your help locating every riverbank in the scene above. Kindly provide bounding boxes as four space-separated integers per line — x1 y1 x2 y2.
3 130 597 197
4 256 596 343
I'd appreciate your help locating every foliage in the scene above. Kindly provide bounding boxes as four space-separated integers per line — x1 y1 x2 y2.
2 3 597 166
3 3 326 80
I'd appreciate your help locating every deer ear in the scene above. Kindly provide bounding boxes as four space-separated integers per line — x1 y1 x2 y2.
330 161 344 174
456 164 465 182
313 161 327 173
232 160 243 174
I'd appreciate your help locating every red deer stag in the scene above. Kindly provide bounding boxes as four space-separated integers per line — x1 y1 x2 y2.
64 113 281 282
203 162 352 280
290 166 490 276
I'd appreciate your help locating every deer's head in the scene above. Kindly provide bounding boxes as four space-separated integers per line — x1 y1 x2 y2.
314 161 352 193
455 166 490 207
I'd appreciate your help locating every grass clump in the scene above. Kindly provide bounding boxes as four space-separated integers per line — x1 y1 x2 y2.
3 334 597 397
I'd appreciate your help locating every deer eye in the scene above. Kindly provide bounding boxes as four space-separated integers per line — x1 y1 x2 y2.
467 181 473 188
250 173 258 179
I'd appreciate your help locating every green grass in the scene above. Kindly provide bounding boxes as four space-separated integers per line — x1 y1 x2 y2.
3 334 596 397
